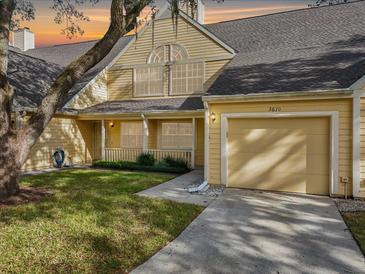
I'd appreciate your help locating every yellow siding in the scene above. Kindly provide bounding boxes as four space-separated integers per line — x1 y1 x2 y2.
115 17 231 66
68 73 107 109
107 15 232 100
204 60 230 92
106 120 122 148
22 118 93 171
107 69 133 101
208 99 353 196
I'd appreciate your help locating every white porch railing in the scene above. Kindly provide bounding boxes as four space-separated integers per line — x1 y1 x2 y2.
104 148 143 162
104 148 192 167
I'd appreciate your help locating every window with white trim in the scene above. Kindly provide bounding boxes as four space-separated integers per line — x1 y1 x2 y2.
134 44 204 97
134 66 163 97
161 122 192 149
171 62 204 95
121 122 143 148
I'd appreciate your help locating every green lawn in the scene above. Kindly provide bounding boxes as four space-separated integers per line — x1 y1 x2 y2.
343 212 365 255
0 169 203 273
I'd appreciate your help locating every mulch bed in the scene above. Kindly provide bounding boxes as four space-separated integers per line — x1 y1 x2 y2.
0 187 53 207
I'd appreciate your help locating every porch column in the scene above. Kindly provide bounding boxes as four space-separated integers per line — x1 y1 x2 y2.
191 118 196 169
142 114 149 153
101 120 106 160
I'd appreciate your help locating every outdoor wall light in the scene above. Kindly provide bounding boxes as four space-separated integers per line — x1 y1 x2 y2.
211 112 216 123
109 122 115 128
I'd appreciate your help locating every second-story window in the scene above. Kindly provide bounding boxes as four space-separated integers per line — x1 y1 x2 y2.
133 44 204 97
134 66 163 97
171 62 204 95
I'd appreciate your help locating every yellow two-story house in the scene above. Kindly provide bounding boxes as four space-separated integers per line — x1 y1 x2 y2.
9 1 365 198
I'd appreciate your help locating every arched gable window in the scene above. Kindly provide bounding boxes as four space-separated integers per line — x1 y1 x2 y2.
147 44 189 64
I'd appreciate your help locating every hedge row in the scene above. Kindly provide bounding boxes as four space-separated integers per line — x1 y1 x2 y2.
92 160 190 174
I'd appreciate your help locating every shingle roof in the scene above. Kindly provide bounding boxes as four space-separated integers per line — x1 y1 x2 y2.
9 36 133 109
9 1 365 111
8 50 63 109
78 97 204 114
206 1 365 95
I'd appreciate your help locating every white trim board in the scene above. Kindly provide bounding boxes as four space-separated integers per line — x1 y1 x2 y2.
353 92 361 197
220 111 340 195
204 101 210 181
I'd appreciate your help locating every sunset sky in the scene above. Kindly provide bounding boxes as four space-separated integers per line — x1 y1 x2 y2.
22 0 312 47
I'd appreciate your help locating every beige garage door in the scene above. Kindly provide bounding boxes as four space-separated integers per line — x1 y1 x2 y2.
227 117 330 195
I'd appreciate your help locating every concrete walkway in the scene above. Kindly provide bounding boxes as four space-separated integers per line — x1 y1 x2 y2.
137 170 218 206
132 189 365 274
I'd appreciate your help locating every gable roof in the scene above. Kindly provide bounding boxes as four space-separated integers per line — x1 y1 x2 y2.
158 6 236 55
9 35 133 109
206 1 365 96
8 4 234 111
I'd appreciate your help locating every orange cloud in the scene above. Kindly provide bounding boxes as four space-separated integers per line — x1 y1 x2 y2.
20 3 307 47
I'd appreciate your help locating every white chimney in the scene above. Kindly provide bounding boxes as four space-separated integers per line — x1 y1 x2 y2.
12 28 35 51
197 0 205 24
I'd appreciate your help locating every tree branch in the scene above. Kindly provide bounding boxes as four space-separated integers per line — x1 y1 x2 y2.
19 0 151 164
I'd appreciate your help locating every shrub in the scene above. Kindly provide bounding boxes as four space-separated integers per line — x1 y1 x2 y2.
160 156 189 170
92 160 188 174
137 153 155 166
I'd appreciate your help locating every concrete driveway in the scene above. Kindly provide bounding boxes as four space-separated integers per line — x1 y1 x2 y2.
133 189 365 274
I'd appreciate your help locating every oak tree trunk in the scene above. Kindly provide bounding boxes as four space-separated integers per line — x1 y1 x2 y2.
0 134 21 199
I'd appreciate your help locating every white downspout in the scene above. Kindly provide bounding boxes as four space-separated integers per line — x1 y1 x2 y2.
204 101 209 182
191 117 196 169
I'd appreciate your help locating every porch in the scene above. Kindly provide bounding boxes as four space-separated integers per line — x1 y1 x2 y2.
88 116 205 169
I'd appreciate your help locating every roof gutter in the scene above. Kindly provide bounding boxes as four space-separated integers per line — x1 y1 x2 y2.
202 88 354 103
76 109 205 119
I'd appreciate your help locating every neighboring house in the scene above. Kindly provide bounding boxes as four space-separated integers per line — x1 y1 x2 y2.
8 1 365 198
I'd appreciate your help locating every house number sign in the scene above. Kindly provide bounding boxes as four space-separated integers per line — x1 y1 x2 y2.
268 106 282 112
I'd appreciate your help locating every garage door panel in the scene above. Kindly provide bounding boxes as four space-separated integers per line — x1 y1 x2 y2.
228 174 329 195
229 151 307 175
305 134 329 154
306 155 329 175
227 117 330 195
229 133 329 155
229 154 328 178
228 118 329 133
228 141 307 157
